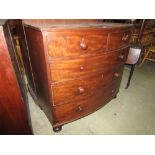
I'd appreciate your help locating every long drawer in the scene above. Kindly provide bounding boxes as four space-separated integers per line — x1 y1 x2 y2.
53 80 120 125
51 65 124 105
47 30 130 58
47 31 108 57
49 48 128 83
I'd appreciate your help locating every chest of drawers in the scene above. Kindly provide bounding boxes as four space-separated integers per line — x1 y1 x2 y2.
21 22 132 132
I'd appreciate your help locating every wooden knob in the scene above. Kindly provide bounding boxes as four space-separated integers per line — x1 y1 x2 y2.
125 34 129 39
122 34 129 41
80 42 88 50
114 73 119 77
78 86 85 94
78 106 83 112
122 37 125 41
118 55 124 60
80 66 84 70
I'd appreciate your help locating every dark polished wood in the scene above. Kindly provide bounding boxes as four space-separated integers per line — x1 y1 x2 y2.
125 19 146 89
47 31 108 57
14 20 37 100
0 20 32 134
20 20 132 132
52 65 124 105
24 27 54 123
49 48 129 82
108 30 131 50
22 19 103 25
53 80 121 126
125 64 135 89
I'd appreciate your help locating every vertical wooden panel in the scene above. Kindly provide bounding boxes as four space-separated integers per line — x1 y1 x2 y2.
0 21 32 135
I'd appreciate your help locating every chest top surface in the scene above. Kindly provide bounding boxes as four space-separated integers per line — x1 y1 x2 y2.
23 22 133 31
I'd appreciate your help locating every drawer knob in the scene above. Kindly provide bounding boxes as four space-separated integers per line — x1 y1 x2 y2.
78 86 85 94
114 73 119 77
80 66 84 70
80 42 88 50
122 34 129 41
78 106 83 112
118 55 124 60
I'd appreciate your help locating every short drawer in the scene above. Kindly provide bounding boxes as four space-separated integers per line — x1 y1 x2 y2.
49 48 128 82
108 31 131 50
51 65 124 105
53 81 120 124
47 32 108 57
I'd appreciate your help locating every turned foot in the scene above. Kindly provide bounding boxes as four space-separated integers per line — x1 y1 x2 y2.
114 95 117 98
53 126 62 132
38 104 43 110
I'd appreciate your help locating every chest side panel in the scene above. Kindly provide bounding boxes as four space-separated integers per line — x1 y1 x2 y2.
24 27 54 123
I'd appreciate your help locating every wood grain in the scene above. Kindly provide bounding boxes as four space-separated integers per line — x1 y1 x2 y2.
52 65 124 105
108 30 131 50
0 21 32 134
49 48 128 82
53 80 121 125
22 21 132 131
47 32 108 57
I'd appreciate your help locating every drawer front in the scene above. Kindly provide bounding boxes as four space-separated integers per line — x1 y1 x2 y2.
49 48 128 82
108 31 131 50
47 32 108 57
51 65 124 105
53 81 120 124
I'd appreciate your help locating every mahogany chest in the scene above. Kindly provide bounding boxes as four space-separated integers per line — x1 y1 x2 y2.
22 21 132 132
